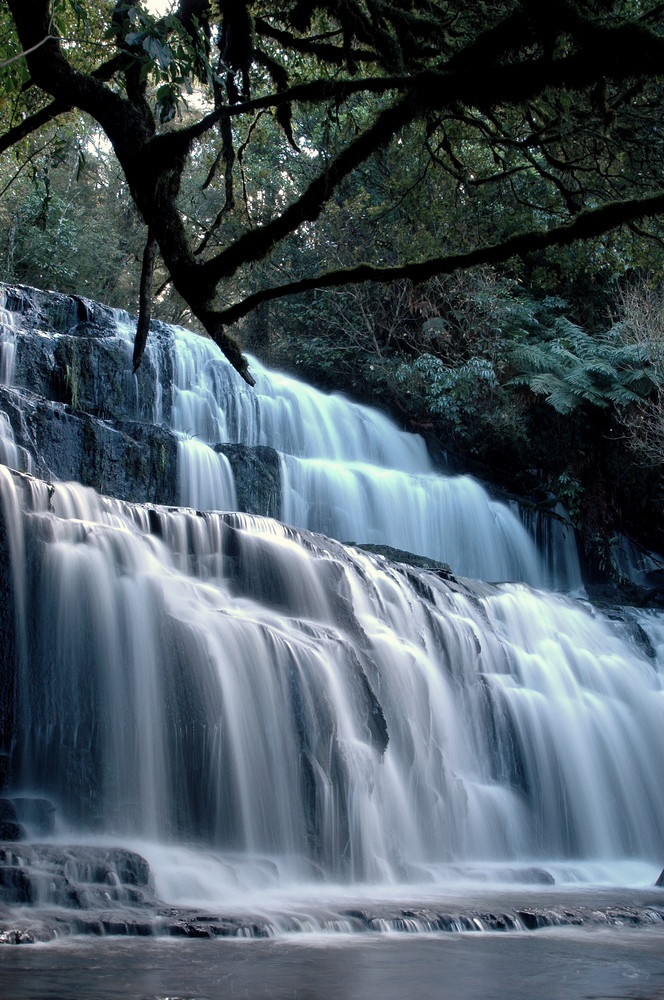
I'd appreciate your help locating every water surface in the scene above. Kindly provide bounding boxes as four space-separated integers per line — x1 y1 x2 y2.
0 927 663 1000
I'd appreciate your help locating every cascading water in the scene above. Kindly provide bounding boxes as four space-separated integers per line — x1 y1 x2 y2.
0 412 31 477
0 304 31 476
1 470 662 906
0 307 16 388
0 287 662 946
115 315 238 516
115 318 578 589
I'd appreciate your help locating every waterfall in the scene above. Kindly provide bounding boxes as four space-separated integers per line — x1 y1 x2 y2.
0 412 31 476
114 319 576 588
115 315 238 515
1 469 662 896
1 305 16 387
1 285 662 941
0 302 31 476
517 502 584 595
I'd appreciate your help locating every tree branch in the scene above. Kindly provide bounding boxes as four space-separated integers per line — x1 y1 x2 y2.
6 0 150 158
199 92 417 288
153 14 664 168
211 191 664 327
0 55 128 157
151 72 418 157
133 229 158 373
5 0 664 386
254 16 377 65
0 32 54 70
0 100 69 156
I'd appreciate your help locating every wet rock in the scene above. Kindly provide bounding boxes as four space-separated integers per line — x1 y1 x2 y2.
167 921 215 939
1 282 288 518
656 868 664 887
0 801 22 841
0 844 154 915
0 822 21 841
0 387 179 506
215 443 281 518
0 866 33 904
0 927 38 944
11 798 55 836
0 505 16 761
341 908 372 927
356 543 453 577
3 280 170 427
502 866 555 885
516 908 548 930
0 757 9 793
103 848 151 887
0 283 91 333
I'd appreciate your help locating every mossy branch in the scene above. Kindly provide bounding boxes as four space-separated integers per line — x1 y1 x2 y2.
212 191 664 327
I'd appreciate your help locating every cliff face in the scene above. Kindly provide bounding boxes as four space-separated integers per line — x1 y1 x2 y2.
4 281 660 599
0 282 280 514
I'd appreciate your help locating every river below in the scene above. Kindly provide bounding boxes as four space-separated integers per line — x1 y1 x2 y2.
0 925 663 1000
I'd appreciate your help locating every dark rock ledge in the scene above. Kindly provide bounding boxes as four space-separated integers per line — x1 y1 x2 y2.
0 843 663 944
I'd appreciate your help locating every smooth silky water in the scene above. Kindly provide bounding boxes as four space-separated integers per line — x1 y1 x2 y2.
0 307 661 996
113 317 582 592
0 926 663 1000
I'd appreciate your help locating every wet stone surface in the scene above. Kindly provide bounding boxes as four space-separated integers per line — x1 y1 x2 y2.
0 844 663 944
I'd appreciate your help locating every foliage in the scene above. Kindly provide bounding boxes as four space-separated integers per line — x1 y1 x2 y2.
611 281 664 469
395 353 502 440
0 125 147 306
3 0 664 381
508 320 656 415
3 1 664 569
257 261 664 567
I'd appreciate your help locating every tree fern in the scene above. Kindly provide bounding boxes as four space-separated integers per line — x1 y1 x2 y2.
508 320 657 415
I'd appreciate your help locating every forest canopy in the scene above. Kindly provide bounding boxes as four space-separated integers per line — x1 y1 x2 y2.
2 0 664 383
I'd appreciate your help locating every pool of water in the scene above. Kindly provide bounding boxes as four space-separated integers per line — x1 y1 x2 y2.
0 926 663 1000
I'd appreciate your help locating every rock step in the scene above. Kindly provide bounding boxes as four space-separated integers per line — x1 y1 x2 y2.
1 899 663 945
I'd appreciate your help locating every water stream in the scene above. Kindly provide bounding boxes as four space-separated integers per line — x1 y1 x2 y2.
114 318 582 591
0 297 661 959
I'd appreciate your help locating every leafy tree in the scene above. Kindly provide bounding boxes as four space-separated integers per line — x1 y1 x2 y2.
2 0 664 383
0 122 150 303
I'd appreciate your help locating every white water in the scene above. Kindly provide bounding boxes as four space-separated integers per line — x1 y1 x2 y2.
0 298 661 937
0 411 32 476
0 304 16 387
0 301 32 477
1 471 662 911
113 319 580 588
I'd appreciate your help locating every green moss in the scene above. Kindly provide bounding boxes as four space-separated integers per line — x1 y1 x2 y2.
155 442 167 477
80 420 105 492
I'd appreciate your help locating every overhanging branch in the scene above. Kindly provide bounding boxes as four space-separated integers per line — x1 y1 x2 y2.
0 100 69 156
212 191 664 327
199 92 417 287
152 71 417 156
153 18 664 169
0 55 128 157
254 17 378 65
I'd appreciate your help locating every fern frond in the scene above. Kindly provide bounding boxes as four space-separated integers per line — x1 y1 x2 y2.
605 385 645 406
527 374 580 414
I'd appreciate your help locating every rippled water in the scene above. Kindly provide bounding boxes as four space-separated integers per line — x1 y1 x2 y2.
0 925 663 1000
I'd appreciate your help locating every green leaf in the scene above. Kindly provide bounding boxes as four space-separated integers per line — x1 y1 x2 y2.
144 36 172 70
